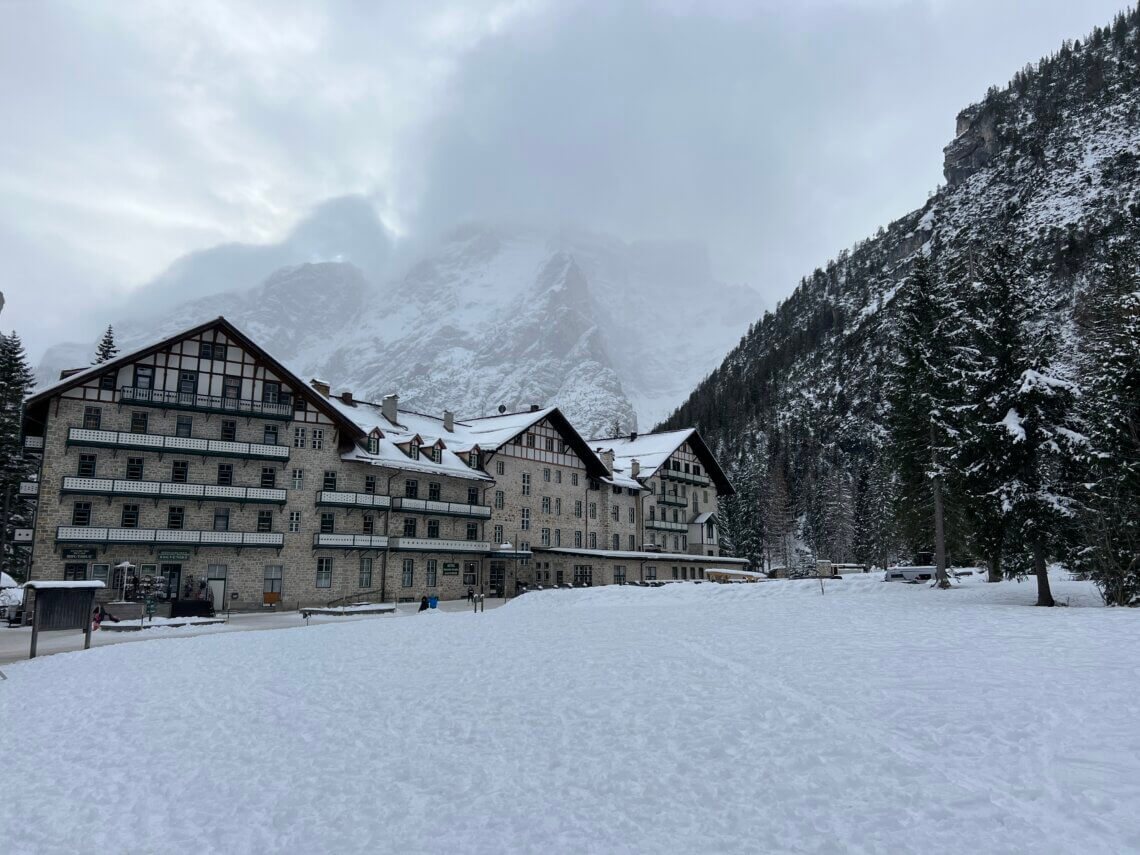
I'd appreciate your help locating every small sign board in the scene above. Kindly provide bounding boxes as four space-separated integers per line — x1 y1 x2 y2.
62 548 97 560
25 581 104 659
157 550 190 561
144 597 157 617
442 562 460 575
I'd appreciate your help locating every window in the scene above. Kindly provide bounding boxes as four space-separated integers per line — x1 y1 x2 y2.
614 565 626 585
323 470 337 491
541 496 551 513
171 460 188 483
589 532 597 549
494 490 504 510
257 510 273 533
167 506 184 530
200 341 224 361
513 435 523 446
613 485 622 495
589 502 597 520
367 434 380 454
220 420 236 442
263 425 278 446
496 460 505 475
629 507 635 524
545 437 554 452
555 498 562 515
178 370 197 395
682 535 688 550
121 504 140 528
311 429 323 450
427 519 440 538
125 457 144 480
540 527 550 547
493 524 503 543
401 559 414 587
264 565 283 595
408 443 419 460
575 500 582 518
176 416 193 438
629 534 636 550
92 563 110 584
574 530 582 548
463 562 477 585
359 557 373 588
646 566 657 580
612 534 620 550
262 381 281 404
260 467 277 489
130 411 148 434
428 482 441 501
404 479 418 499
672 567 679 580
526 434 535 448
288 511 301 533
222 376 241 399
468 451 479 469
77 454 97 478
213 508 230 531
555 470 562 484
99 372 115 391
320 512 334 534
364 475 376 495
72 502 91 526
294 427 306 448
291 469 304 490
520 508 530 531
611 505 619 522
403 518 417 537
466 522 479 541
467 486 480 505
363 514 374 535
704 490 710 504
133 364 154 389
673 536 680 551
426 560 438 588
83 406 101 430
555 529 562 546
521 472 532 496
217 464 233 486
316 558 332 588
543 467 551 482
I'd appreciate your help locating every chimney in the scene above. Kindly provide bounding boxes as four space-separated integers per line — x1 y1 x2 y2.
382 394 399 423
529 404 540 412
629 431 638 442
630 458 640 478
443 410 454 432
59 367 86 380
600 449 614 474
310 378 330 397
338 390 353 404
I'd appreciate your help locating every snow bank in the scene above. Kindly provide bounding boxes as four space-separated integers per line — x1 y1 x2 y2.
1 572 1136 854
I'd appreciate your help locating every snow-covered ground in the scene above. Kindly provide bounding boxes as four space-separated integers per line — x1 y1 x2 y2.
1 572 1137 854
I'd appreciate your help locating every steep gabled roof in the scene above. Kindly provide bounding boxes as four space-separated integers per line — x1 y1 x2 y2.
588 428 735 496
24 316 364 440
463 406 610 479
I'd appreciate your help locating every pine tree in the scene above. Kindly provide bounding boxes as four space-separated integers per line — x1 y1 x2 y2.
1076 243 1140 604
853 451 898 570
94 324 119 364
887 254 964 588
0 332 36 579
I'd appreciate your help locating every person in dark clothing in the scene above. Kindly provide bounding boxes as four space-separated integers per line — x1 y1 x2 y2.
418 595 429 612
466 586 473 603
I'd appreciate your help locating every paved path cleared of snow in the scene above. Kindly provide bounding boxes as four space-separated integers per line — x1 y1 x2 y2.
1 574 1137 854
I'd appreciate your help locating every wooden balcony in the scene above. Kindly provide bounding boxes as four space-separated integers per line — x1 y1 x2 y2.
658 492 688 507
68 427 290 461
119 386 294 420
55 526 284 548
61 476 287 505
661 469 709 486
389 497 492 519
646 518 688 533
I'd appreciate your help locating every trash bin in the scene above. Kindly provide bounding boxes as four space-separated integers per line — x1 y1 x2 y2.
428 596 438 609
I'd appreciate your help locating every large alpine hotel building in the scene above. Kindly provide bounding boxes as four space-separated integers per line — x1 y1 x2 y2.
18 317 745 608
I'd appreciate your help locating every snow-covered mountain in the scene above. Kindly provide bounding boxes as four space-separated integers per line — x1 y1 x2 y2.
38 223 763 437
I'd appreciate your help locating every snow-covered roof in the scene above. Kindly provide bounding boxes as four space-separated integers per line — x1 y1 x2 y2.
459 407 558 448
24 580 106 589
691 511 716 525
587 428 735 496
535 547 748 565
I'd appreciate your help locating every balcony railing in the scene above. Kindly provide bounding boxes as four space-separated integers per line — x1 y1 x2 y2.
55 526 283 547
388 537 491 553
23 435 44 450
119 386 295 420
312 533 390 549
646 519 688 533
67 427 290 461
390 497 492 519
661 469 710 486
61 476 287 504
315 491 392 510
658 493 688 507
19 481 39 497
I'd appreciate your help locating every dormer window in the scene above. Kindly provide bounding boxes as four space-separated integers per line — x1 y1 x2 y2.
431 446 442 463
367 435 380 454
468 451 480 469
408 442 419 460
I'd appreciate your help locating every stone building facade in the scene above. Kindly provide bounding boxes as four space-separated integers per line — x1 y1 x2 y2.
20 317 746 609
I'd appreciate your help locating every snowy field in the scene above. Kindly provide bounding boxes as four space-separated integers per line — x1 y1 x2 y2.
1 573 1138 855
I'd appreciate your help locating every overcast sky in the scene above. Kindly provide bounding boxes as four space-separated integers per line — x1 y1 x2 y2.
0 0 1127 360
